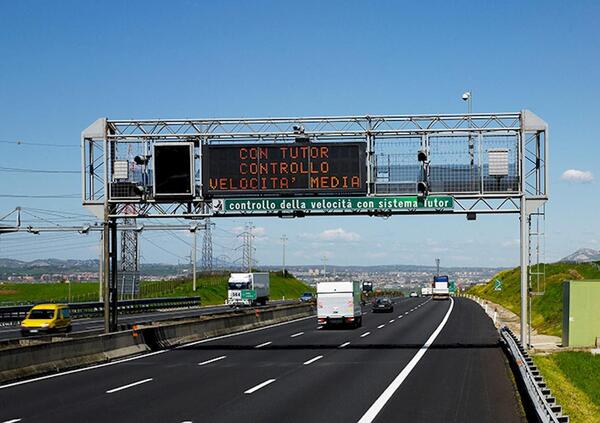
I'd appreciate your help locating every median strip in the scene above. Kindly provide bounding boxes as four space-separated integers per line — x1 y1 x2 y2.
198 356 226 366
303 355 324 365
244 378 276 394
106 378 153 394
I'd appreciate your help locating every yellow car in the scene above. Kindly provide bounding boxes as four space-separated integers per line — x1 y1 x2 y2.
20 304 72 336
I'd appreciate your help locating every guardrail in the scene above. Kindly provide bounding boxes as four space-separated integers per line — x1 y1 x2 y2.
0 297 201 326
500 326 569 423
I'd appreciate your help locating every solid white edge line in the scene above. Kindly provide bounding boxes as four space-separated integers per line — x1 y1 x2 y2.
106 378 153 394
198 355 227 366
0 314 315 390
290 332 304 338
338 341 350 348
357 297 454 423
244 378 276 394
360 332 370 338
303 355 324 365
254 341 272 348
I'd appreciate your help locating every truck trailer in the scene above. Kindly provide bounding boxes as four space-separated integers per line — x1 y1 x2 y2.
317 281 362 328
227 272 270 307
432 275 450 300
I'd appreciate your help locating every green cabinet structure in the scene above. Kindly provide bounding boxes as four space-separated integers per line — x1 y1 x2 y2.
562 280 600 347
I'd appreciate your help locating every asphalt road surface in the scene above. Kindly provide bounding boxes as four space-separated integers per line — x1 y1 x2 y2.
0 300 294 341
0 297 525 423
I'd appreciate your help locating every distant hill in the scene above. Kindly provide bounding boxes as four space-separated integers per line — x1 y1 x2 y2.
559 248 600 263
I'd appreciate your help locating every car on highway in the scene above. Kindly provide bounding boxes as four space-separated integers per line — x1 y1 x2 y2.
371 297 394 313
299 292 315 303
20 304 72 336
409 292 418 298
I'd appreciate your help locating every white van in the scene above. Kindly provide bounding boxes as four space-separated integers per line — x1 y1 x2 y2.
317 281 362 328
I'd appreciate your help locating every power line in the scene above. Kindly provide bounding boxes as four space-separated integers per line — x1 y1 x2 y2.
0 166 79 174
0 194 79 198
0 139 78 148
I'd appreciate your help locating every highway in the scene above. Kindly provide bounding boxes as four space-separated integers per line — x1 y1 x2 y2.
0 300 294 341
0 297 524 423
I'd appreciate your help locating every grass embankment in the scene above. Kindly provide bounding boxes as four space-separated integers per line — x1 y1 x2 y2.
0 282 98 305
468 262 600 336
534 352 600 422
0 271 312 306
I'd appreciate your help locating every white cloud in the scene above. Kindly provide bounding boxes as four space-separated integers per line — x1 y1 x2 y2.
502 239 520 248
319 228 361 242
299 228 361 242
561 169 594 183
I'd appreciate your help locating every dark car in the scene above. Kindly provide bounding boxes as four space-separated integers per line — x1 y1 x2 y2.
300 292 315 303
372 297 394 313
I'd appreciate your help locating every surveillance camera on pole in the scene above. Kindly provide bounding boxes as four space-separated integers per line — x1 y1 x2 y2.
462 92 471 101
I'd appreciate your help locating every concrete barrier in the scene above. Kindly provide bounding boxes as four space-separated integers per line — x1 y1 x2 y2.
139 303 314 349
0 303 314 384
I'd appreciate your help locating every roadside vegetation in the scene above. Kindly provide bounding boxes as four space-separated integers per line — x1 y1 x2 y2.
534 352 600 422
468 262 600 336
0 271 312 306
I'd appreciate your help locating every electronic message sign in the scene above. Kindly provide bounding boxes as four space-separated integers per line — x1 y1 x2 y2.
202 142 366 197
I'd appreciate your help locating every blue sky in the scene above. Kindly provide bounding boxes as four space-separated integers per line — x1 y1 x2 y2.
0 0 598 267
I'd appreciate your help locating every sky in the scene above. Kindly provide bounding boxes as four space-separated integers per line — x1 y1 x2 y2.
0 0 599 268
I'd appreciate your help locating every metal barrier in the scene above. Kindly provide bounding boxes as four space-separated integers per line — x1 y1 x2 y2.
500 326 569 423
0 297 201 326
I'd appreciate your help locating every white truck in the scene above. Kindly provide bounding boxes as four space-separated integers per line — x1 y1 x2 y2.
421 287 433 297
316 281 362 328
227 272 270 307
432 275 450 300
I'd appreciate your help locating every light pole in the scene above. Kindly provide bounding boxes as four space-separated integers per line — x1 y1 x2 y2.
281 234 288 275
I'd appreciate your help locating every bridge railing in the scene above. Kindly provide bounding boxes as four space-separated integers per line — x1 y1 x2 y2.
0 296 201 326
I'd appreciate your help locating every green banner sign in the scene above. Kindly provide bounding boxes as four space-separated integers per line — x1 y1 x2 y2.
213 196 454 214
241 290 257 300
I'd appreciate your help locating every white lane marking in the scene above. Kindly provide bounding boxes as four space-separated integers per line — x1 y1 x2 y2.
357 298 454 423
3 419 22 423
404 312 409 315
377 324 385 329
360 332 371 338
339 341 350 348
0 315 314 390
106 378 153 394
198 356 226 366
303 355 323 365
244 378 276 394
389 319 395 323
316 326 323 330
362 312 367 315
290 332 304 338
398 316 403 319
254 341 272 349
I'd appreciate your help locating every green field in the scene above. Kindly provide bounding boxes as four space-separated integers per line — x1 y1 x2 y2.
0 271 312 306
534 352 600 422
468 262 600 336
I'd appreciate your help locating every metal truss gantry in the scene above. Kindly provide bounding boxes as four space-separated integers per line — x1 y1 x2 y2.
82 111 548 345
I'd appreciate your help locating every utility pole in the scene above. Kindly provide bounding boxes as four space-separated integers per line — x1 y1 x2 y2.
98 232 103 302
191 225 197 292
202 218 213 272
238 222 255 272
281 234 288 275
436 258 440 276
